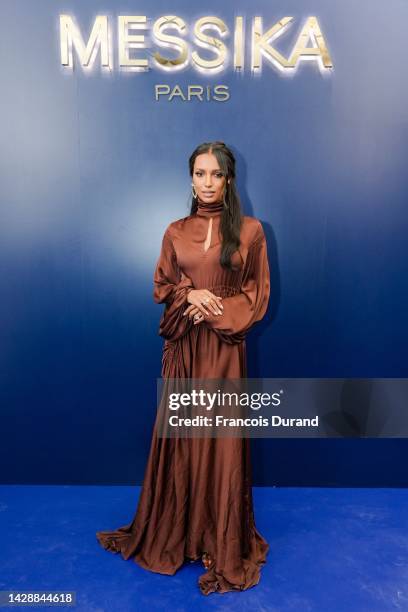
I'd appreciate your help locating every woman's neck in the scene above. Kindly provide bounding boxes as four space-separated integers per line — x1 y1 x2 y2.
196 199 224 217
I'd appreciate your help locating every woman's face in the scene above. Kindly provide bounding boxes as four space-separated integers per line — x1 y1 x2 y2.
192 152 227 204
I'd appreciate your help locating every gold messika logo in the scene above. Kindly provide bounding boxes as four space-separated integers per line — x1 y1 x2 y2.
59 14 333 101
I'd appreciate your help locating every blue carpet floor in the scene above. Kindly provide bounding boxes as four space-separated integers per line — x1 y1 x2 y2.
0 486 407 611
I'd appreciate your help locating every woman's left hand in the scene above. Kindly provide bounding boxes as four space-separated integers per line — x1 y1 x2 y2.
183 304 205 325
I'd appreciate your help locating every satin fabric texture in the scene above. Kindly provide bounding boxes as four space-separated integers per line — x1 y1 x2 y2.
96 199 271 595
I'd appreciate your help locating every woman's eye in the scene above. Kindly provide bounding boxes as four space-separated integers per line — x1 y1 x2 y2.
195 172 223 177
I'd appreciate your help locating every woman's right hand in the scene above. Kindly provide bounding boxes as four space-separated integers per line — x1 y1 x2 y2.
184 289 223 317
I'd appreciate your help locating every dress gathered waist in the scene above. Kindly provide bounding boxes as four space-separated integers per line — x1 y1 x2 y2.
206 284 240 298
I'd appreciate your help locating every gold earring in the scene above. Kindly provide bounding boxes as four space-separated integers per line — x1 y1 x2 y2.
191 183 198 199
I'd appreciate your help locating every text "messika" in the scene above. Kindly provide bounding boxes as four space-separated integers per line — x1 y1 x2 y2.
59 15 333 74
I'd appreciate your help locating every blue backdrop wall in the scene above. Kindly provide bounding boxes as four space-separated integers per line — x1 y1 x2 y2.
1 0 407 485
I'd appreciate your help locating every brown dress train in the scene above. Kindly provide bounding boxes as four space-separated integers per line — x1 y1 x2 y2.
96 199 271 595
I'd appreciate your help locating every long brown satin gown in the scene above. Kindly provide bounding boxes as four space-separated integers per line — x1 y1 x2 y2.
96 199 271 595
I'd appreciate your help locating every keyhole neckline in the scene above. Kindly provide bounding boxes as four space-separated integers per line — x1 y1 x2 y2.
203 217 213 253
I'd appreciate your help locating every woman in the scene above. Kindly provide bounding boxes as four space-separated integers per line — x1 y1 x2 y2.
96 141 271 595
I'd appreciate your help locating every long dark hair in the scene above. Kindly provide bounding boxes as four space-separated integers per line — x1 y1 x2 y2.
189 141 243 271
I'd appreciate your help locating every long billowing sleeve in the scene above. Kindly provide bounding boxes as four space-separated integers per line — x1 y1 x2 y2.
154 228 194 341
204 221 270 344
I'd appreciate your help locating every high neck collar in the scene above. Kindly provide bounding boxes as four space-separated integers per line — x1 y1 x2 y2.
196 199 224 217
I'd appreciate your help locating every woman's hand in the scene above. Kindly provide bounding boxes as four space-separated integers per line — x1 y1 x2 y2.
184 305 205 324
183 289 223 324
